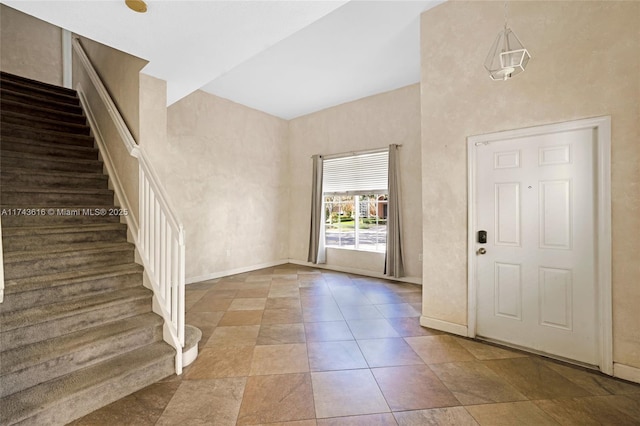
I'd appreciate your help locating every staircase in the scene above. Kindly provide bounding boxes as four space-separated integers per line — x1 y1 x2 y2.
0 71 175 425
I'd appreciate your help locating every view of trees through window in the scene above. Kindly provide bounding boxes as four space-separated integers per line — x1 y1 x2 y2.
324 194 387 252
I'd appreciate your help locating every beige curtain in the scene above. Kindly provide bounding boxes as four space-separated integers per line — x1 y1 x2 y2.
385 144 404 277
308 155 326 264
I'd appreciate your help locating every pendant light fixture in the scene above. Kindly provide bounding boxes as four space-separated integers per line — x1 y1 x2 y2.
484 2 531 81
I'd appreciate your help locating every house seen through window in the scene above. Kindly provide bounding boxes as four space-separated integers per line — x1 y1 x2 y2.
322 150 388 252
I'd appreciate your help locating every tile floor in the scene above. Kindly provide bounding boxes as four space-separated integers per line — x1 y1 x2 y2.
71 264 640 425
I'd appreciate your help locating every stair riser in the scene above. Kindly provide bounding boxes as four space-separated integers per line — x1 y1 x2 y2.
1 156 103 174
1 125 94 148
14 353 174 426
0 213 120 227
1 173 108 190
2 228 127 253
1 101 86 125
1 114 91 136
0 90 83 114
4 249 135 280
1 191 114 206
1 271 142 313
0 297 151 351
0 324 162 398
1 142 98 160
0 79 79 105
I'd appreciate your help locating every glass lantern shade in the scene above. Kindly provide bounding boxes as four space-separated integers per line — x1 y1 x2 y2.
484 28 531 81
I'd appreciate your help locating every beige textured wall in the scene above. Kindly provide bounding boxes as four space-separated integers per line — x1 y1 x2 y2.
0 4 62 85
72 50 140 226
420 1 640 368
288 84 423 281
155 90 290 282
77 37 147 141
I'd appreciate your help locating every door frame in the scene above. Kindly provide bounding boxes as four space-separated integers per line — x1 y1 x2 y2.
466 116 612 374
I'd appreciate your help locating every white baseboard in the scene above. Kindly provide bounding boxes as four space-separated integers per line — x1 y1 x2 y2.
420 316 468 337
288 259 422 285
614 362 640 384
186 260 289 284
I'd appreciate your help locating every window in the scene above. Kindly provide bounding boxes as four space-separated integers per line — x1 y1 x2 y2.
322 151 388 252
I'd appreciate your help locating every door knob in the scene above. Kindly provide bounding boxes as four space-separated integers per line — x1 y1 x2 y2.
477 248 487 255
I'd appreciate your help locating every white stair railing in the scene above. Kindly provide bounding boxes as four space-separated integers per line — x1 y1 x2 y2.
72 38 186 374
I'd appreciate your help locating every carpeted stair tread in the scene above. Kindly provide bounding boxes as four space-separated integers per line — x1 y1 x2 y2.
3 240 131 259
1 312 161 373
1 223 128 254
1 71 79 95
1 166 108 190
0 72 79 100
0 88 83 114
0 342 174 426
3 262 142 294
1 150 103 173
1 136 99 159
0 286 151 332
2 187 113 196
0 313 163 394
0 122 95 147
1 98 87 124
1 110 91 135
2 223 127 238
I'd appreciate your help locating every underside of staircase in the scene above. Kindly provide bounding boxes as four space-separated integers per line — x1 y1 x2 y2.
0 71 175 425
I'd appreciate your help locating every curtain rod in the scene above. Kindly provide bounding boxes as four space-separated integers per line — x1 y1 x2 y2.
312 144 402 160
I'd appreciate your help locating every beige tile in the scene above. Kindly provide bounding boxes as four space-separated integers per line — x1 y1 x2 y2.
308 341 368 371
269 286 300 298
600 393 640 419
185 311 224 341
339 305 384 320
386 317 444 337
250 343 309 375
393 407 479 426
237 373 315 425
155 378 246 425
453 338 529 360
301 295 339 309
190 297 233 312
69 382 180 426
482 357 591 400
357 338 424 367
184 346 254 379
266 297 301 310
257 323 306 345
312 370 390 418
300 285 333 297
236 287 271 298
375 303 420 318
185 290 207 310
229 298 267 311
466 401 558 426
404 335 475 364
305 321 354 342
218 310 264 326
262 308 303 325
205 325 260 347
429 361 527 405
260 421 317 426
347 319 400 339
303 304 345 322
543 361 640 395
534 396 638 425
371 365 460 411
316 413 398 425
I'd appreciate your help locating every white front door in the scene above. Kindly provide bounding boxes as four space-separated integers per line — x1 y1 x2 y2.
474 126 598 365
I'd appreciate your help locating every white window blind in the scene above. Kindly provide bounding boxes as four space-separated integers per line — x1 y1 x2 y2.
323 150 388 195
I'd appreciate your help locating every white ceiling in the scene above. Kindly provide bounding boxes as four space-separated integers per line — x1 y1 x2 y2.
2 0 443 119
